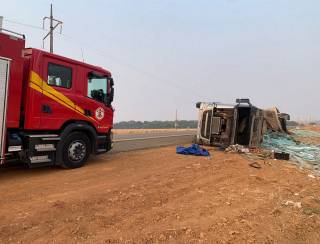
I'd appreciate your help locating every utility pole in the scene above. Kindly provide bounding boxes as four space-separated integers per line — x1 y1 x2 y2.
43 4 63 53
0 16 3 31
174 109 178 130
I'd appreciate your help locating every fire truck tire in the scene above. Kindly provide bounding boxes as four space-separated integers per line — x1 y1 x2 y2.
61 132 91 169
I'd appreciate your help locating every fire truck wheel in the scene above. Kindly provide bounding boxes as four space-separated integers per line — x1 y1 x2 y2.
62 132 91 169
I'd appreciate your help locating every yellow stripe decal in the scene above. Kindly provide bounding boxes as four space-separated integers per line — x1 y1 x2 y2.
29 71 97 123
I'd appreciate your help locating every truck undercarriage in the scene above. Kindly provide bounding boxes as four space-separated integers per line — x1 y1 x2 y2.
196 99 289 148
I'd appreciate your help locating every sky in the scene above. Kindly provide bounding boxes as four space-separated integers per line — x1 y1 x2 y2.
1 0 319 122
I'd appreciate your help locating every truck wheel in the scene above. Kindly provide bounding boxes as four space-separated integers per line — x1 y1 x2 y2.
62 132 91 169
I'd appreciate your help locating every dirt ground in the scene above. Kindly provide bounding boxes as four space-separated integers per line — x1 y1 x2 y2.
301 125 320 132
1 147 320 244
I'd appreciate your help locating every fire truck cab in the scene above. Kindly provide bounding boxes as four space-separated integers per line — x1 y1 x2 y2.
0 28 114 168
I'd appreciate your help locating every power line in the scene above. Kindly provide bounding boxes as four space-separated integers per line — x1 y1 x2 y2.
3 18 45 31
59 33 204 98
2 16 203 99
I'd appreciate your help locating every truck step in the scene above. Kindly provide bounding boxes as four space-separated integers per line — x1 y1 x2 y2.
35 144 56 152
29 134 59 138
27 134 61 141
8 145 22 152
28 161 54 168
35 148 56 152
29 155 52 164
41 137 61 141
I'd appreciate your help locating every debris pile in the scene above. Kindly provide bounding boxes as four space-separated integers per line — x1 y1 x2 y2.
219 128 320 174
225 144 249 153
262 131 320 172
193 98 320 173
225 144 272 161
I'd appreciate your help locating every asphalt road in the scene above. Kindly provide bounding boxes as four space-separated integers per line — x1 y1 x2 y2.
112 131 196 153
0 131 196 169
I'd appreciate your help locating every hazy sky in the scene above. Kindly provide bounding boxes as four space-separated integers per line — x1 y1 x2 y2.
1 0 319 122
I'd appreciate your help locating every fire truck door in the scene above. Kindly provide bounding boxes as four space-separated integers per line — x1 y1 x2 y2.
77 72 112 130
40 58 77 130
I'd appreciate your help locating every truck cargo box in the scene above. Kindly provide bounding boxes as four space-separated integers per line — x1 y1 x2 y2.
0 31 25 128
0 57 10 163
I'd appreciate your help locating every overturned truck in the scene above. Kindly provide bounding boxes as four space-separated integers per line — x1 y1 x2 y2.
195 99 289 148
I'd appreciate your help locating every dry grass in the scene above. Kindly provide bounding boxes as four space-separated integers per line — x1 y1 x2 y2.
301 125 320 132
113 128 197 135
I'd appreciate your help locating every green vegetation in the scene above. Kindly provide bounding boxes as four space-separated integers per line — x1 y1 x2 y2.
114 120 198 129
114 120 305 129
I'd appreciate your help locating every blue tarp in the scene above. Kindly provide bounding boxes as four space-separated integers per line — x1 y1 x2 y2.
176 144 210 156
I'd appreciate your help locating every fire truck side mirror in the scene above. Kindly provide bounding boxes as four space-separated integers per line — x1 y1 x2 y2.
110 87 114 102
106 77 114 106
105 88 114 107
109 77 114 87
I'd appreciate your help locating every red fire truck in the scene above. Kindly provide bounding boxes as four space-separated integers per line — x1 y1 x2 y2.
0 28 114 168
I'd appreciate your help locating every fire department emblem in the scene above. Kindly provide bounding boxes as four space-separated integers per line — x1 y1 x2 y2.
95 107 105 120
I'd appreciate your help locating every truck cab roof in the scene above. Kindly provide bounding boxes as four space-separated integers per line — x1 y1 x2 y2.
24 48 112 77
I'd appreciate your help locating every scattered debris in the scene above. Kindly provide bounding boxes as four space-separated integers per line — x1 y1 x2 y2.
225 144 249 153
194 119 320 174
262 132 320 171
284 200 302 208
245 150 273 161
274 152 290 160
249 147 264 154
308 174 316 179
249 162 261 169
191 98 320 173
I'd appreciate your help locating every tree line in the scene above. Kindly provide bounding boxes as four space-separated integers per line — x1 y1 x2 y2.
114 120 198 129
114 120 305 129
